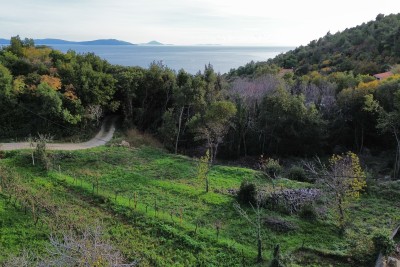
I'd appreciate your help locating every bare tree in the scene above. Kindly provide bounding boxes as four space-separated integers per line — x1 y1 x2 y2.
295 81 338 118
229 76 281 156
2 250 33 267
233 195 265 263
38 224 138 267
30 133 53 170
86 105 103 125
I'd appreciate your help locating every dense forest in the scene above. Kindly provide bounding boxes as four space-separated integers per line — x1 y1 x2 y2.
1 13 400 267
1 14 400 178
269 13 400 75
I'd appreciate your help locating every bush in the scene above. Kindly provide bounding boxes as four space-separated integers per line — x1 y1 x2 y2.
125 128 162 148
347 233 375 264
260 156 282 178
237 181 256 205
373 231 396 256
287 166 308 182
269 244 285 267
264 217 298 233
299 203 318 221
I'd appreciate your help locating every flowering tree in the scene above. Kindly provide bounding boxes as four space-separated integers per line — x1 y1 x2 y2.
305 152 366 230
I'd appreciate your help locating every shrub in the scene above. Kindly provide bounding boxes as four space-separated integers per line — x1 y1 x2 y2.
269 244 285 267
347 233 375 264
237 181 256 205
0 144 4 159
264 217 298 233
287 166 308 182
373 231 396 256
260 156 282 178
125 128 162 148
299 203 318 221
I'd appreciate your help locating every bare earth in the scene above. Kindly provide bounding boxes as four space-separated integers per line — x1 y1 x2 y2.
0 117 117 151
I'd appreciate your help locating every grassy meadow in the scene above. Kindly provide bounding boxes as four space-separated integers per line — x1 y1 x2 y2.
1 140 400 266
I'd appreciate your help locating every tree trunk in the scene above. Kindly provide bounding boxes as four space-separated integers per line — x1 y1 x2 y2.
125 96 134 126
338 196 345 231
360 126 364 153
257 230 262 263
237 135 241 158
213 143 219 163
243 132 247 157
394 130 400 180
261 133 266 155
206 178 209 193
354 124 359 152
175 107 184 154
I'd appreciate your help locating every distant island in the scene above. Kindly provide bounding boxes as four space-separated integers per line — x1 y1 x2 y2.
140 40 165 46
0 38 135 46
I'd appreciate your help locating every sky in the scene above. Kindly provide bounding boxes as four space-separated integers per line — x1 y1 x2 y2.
1 0 400 46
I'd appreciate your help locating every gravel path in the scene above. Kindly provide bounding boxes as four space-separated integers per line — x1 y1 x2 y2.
0 117 117 151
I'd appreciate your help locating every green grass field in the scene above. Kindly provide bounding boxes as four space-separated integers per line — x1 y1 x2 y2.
1 144 399 266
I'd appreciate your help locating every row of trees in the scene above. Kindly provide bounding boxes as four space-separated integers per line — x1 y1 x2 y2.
1 34 400 178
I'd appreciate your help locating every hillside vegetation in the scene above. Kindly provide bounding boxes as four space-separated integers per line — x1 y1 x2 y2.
1 13 400 267
269 13 400 75
1 143 400 266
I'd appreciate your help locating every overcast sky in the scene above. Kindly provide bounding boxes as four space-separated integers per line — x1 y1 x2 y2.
1 0 400 46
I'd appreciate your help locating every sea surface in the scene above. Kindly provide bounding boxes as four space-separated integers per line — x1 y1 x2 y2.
49 45 293 74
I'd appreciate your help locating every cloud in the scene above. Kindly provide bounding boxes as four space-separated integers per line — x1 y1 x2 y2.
1 0 400 45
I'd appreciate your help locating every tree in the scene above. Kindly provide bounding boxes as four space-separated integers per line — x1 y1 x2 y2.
259 87 326 155
135 62 176 131
8 35 24 57
228 75 279 157
0 64 17 138
30 133 53 170
189 101 237 162
304 152 366 231
269 244 284 267
172 70 203 154
338 80 379 151
8 225 139 266
197 149 211 193
0 63 13 96
159 69 204 153
85 104 103 125
365 90 400 179
158 109 177 150
234 196 264 263
114 66 144 127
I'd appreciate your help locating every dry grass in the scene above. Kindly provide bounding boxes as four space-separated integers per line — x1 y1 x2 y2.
124 129 163 149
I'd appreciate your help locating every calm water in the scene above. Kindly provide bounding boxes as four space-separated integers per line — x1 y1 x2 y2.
49 45 293 74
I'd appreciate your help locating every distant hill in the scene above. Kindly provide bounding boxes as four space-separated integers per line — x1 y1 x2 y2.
0 38 9 45
141 40 164 45
34 39 76 45
0 38 135 46
77 39 135 45
268 13 400 75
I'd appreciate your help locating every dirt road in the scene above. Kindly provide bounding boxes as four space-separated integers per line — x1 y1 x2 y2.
0 117 117 151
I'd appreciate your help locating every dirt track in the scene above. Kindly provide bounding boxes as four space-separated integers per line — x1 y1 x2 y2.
0 117 117 151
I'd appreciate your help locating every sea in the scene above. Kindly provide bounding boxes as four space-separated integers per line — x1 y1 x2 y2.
48 45 293 74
